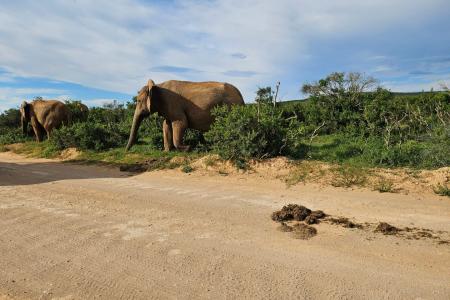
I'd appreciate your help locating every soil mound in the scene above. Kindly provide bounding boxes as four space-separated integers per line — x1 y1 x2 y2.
59 148 81 160
374 222 400 235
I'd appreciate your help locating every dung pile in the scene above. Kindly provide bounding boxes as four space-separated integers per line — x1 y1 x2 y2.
271 204 325 223
272 204 326 240
328 217 363 229
374 222 401 235
305 210 326 225
271 204 449 245
291 223 318 239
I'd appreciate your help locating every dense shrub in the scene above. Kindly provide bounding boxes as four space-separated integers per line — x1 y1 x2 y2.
0 108 21 129
307 133 450 169
1 72 448 170
0 108 33 144
50 122 129 151
138 113 164 149
0 128 29 145
64 100 89 123
204 103 289 163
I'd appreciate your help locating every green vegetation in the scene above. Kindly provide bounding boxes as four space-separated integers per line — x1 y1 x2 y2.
373 177 396 193
331 164 368 188
433 183 450 197
0 108 31 144
1 72 449 172
181 164 194 173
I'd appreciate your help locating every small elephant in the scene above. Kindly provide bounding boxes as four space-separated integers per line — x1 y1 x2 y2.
126 80 245 151
20 99 70 142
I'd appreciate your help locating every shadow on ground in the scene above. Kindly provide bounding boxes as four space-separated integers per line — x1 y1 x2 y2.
0 160 130 186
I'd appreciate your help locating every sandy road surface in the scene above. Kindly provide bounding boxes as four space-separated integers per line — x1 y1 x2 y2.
0 152 449 299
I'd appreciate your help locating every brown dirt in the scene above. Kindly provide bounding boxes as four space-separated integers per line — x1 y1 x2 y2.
1 151 450 299
58 147 81 160
188 155 450 196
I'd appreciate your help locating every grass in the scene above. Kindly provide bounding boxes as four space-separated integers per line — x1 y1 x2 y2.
2 141 445 195
373 177 396 193
433 183 450 197
181 165 194 173
204 155 219 167
6 141 200 171
284 161 325 187
331 164 368 188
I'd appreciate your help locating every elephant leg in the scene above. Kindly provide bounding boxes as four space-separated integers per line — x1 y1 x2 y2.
32 126 44 142
31 120 44 142
172 119 190 152
43 120 54 140
163 120 174 151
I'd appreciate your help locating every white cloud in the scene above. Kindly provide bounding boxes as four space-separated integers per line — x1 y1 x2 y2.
0 0 448 103
0 87 68 111
87 98 123 108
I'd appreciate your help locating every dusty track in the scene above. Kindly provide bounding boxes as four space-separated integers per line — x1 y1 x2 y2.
1 152 449 299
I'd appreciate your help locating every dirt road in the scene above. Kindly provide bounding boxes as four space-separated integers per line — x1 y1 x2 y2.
1 152 449 299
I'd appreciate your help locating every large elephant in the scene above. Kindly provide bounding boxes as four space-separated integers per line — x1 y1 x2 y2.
20 99 70 142
126 80 245 151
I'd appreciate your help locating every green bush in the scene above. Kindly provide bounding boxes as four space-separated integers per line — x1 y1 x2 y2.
205 103 288 164
433 183 450 197
184 129 208 152
0 108 21 128
138 113 164 149
51 122 129 151
0 128 30 145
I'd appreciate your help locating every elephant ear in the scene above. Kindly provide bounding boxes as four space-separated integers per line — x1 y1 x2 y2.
20 101 30 119
147 79 156 97
146 79 157 111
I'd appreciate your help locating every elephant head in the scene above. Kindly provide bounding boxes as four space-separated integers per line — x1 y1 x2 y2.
126 80 156 150
19 101 31 135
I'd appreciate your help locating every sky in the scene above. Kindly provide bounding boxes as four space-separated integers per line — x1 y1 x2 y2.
0 0 449 111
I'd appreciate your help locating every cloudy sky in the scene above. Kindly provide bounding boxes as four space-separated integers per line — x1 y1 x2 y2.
0 0 449 111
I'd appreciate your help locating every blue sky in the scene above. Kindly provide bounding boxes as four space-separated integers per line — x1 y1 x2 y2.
0 0 449 111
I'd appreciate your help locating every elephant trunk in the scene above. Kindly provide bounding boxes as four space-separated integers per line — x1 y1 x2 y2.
126 111 144 151
21 117 28 135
